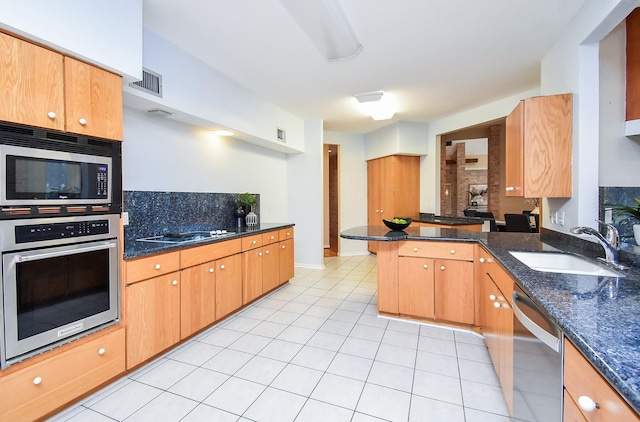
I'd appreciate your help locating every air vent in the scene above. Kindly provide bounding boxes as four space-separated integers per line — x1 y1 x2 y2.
276 128 286 143
129 68 163 97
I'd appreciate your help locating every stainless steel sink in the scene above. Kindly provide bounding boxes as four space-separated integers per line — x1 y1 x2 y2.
509 251 625 277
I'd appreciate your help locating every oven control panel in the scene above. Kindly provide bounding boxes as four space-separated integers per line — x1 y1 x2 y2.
15 220 110 243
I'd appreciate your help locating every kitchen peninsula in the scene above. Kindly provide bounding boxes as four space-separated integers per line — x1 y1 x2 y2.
341 225 640 420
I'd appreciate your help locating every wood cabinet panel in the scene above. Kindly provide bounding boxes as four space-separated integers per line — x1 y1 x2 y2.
505 93 572 198
125 251 180 284
398 257 434 318
262 243 280 293
399 241 473 261
125 272 181 369
565 389 589 422
180 238 241 268
242 233 263 251
279 238 295 284
0 32 65 131
627 8 640 121
564 339 639 421
279 227 294 241
377 241 399 314
434 259 474 324
0 328 124 422
64 57 123 140
215 254 243 319
262 231 279 245
243 247 263 304
180 262 216 339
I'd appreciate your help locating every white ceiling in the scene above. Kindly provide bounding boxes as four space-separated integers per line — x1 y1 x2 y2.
143 0 587 134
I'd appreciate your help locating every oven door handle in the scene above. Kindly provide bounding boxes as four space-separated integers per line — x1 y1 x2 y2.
15 241 117 262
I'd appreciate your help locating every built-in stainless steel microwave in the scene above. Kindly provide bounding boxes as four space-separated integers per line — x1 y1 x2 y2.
0 144 112 206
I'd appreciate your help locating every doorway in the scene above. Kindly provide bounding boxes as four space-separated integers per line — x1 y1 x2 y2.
324 144 339 257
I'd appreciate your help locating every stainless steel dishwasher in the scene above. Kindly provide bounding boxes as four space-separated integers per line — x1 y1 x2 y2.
512 284 564 421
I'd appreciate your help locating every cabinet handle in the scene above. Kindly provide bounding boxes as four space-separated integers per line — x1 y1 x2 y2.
380 210 384 213
98 347 106 355
440 266 445 271
259 252 263 256
172 280 178 286
154 264 161 270
450 249 456 255
578 396 598 412
413 247 418 252
270 235 275 240
286 232 290 236
252 240 257 244
493 302 501 308
489 294 497 300
220 264 225 270
423 264 428 269
47 111 56 119
209 268 214 273
479 257 486 263
505 186 521 191
265 250 269 254
79 118 87 125
282 245 285 249
33 376 42 385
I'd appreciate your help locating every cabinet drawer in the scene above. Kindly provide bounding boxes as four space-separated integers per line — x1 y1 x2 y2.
242 234 263 251
0 328 125 422
263 231 279 245
279 227 294 241
564 339 639 421
181 238 241 268
399 241 473 261
126 251 180 284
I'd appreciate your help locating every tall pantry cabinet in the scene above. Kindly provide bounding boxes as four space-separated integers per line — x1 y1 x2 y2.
367 155 420 253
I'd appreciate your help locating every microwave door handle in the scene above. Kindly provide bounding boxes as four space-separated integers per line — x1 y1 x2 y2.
15 242 117 263
512 290 562 353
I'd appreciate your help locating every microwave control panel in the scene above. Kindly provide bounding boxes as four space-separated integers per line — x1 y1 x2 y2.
15 220 110 243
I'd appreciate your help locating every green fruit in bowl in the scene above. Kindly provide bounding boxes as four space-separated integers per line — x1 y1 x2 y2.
392 218 407 224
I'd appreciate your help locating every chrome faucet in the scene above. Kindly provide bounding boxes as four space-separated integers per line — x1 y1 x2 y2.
570 221 626 270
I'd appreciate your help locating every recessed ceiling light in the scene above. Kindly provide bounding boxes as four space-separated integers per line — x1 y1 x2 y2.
213 130 234 137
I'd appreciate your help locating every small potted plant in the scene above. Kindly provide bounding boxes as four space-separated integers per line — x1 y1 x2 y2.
614 198 640 245
234 193 257 227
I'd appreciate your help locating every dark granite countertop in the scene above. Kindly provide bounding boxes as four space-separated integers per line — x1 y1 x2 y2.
341 225 640 414
123 223 294 260
413 213 484 226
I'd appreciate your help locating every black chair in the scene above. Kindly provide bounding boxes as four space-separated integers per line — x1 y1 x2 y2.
504 213 533 232
475 211 497 232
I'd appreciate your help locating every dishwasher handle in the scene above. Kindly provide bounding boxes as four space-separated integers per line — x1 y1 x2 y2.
513 290 562 353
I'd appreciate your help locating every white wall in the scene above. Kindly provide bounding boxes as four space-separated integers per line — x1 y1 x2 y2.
124 29 305 154
122 108 289 224
365 121 429 160
324 131 369 256
600 23 640 186
288 120 325 269
0 0 142 80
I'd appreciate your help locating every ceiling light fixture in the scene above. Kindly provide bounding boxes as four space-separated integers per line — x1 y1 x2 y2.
354 90 397 120
279 0 363 62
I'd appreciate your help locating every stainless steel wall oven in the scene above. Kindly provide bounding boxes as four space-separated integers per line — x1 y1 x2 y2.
0 214 120 367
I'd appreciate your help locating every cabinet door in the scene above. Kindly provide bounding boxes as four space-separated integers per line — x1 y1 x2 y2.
243 248 263 304
367 158 382 253
434 259 474 324
393 155 420 218
497 289 513 415
279 238 294 284
481 274 501 372
505 100 524 197
0 32 65 131
262 244 280 293
180 262 216 339
398 257 434 318
215 254 243 319
125 273 181 369
64 57 123 140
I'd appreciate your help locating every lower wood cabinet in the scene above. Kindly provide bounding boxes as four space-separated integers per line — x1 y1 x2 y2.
564 339 639 421
0 328 125 422
262 243 280 293
215 253 243 319
279 237 295 283
180 262 216 339
125 272 181 369
398 256 435 318
434 258 474 324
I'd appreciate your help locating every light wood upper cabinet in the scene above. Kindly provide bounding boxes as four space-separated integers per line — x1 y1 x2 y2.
0 32 65 131
505 93 572 198
0 31 123 140
367 155 420 253
64 57 123 140
627 8 640 122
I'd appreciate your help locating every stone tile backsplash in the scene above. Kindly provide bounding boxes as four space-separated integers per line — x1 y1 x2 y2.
600 186 640 243
123 191 260 242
